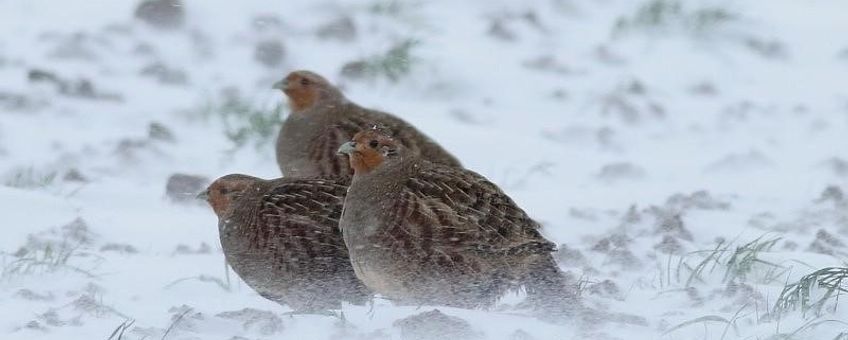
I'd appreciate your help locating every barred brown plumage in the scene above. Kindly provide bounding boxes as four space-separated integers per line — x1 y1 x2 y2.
273 70 461 178
337 129 579 311
200 174 371 312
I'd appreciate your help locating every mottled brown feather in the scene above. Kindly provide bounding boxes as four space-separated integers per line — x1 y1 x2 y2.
204 174 371 312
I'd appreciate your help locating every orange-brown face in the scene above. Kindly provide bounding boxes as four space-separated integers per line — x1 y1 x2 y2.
337 128 400 174
272 70 334 112
199 175 256 217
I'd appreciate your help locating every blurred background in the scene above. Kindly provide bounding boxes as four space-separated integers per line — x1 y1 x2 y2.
0 0 846 339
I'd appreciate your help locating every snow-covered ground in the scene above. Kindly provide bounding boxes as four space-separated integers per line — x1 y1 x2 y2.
1 0 847 339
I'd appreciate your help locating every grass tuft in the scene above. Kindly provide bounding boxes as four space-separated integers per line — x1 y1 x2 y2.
677 235 784 288
4 166 58 189
1 240 98 279
185 88 283 152
613 0 735 38
774 267 848 317
341 39 420 82
723 236 783 284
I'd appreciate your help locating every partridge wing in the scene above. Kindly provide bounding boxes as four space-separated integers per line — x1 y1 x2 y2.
386 165 555 258
257 178 349 263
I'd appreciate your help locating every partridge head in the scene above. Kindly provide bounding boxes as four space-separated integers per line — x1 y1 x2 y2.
272 70 344 112
198 174 258 217
337 126 401 174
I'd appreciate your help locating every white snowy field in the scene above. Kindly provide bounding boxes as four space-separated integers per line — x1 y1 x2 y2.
1 0 847 339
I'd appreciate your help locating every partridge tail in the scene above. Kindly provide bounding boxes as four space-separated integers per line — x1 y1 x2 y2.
523 254 582 319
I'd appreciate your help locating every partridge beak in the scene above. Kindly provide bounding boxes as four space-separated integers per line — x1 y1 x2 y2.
271 79 288 91
337 142 357 155
196 190 209 200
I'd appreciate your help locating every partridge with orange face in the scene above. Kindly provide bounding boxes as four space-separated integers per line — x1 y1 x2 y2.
200 174 370 312
272 70 460 178
336 128 578 311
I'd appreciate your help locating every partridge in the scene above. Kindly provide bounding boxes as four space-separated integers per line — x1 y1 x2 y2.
336 128 577 311
200 174 370 311
272 70 460 178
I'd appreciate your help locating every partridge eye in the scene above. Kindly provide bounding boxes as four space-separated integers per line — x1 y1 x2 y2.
300 78 310 86
369 140 379 148
219 188 229 195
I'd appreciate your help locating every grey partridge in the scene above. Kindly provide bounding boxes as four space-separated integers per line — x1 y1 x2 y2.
200 174 371 312
336 128 577 311
273 70 461 178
